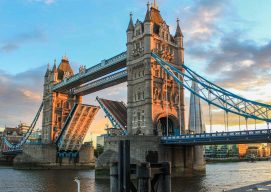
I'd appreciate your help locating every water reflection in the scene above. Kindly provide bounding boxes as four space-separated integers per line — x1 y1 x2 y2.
0 161 270 192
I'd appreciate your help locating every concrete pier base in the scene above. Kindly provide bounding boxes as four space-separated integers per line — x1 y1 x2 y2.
95 136 205 179
13 144 95 169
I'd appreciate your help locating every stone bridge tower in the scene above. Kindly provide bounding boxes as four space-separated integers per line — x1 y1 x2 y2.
42 57 82 144
98 1 205 177
126 2 185 136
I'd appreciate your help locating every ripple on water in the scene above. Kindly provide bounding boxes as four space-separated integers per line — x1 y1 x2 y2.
0 161 270 192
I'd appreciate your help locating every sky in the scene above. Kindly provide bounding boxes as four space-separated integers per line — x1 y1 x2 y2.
0 0 271 143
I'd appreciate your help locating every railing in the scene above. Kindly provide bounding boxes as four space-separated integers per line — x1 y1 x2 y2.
2 102 43 153
161 129 271 145
53 51 127 91
96 96 127 135
73 69 127 95
161 129 271 140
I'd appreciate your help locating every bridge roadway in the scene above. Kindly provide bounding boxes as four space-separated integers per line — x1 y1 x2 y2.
161 129 271 145
52 52 127 92
73 69 127 95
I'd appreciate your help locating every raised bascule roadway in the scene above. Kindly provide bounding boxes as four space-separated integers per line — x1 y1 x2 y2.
1 1 271 176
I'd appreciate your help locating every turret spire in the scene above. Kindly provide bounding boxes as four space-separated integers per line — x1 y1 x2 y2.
152 0 158 10
126 12 134 32
53 59 57 73
144 2 151 22
175 18 183 37
45 63 50 77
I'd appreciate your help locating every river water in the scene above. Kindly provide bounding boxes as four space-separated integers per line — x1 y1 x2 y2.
0 161 271 192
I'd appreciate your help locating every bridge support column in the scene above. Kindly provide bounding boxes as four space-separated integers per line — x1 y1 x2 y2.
97 136 206 178
193 146 205 173
184 146 194 175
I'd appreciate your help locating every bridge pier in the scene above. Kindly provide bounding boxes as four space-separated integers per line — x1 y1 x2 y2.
96 136 205 179
13 144 95 169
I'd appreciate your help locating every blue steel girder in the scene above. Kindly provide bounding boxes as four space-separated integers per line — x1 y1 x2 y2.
151 52 271 123
1 102 43 152
161 129 271 145
55 103 78 146
73 69 127 96
96 97 127 135
52 52 127 92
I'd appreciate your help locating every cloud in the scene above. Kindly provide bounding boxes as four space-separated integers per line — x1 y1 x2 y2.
0 30 47 53
0 67 44 128
179 0 230 44
189 31 271 91
176 1 271 92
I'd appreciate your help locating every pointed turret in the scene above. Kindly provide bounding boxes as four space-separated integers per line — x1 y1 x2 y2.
127 13 134 32
175 18 183 38
188 81 205 134
53 59 57 73
45 63 50 77
144 2 151 22
57 55 74 80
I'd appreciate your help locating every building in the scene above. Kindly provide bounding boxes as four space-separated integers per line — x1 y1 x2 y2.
204 145 239 159
3 126 23 144
205 144 271 159
96 134 107 149
17 123 30 135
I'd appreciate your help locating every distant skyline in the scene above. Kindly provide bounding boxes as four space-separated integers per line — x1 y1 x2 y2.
0 0 271 142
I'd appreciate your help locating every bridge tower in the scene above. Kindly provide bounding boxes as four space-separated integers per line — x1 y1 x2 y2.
42 57 82 144
127 2 185 136
121 1 205 176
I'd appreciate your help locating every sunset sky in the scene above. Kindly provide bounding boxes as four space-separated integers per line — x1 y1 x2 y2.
0 0 271 143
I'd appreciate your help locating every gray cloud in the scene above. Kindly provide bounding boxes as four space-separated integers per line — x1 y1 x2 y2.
188 30 271 90
177 1 271 91
180 0 230 44
0 66 45 128
0 30 47 53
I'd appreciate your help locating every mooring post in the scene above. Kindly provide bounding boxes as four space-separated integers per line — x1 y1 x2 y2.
118 140 124 191
74 176 80 192
110 162 118 192
123 140 131 192
160 162 171 192
137 162 151 192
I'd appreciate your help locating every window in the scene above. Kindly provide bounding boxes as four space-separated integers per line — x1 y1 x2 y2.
137 29 140 35
155 70 159 77
153 23 160 35
138 92 141 100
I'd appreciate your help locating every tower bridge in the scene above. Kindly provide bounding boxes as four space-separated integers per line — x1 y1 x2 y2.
1 1 271 175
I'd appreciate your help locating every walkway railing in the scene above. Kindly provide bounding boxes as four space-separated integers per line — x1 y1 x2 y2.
53 52 127 91
161 129 271 145
73 69 127 95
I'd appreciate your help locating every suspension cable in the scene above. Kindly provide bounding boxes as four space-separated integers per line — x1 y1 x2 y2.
209 104 212 133
238 113 241 131
245 118 248 130
166 72 169 136
208 90 212 133
226 112 229 132
254 119 257 130
178 73 181 135
224 111 226 132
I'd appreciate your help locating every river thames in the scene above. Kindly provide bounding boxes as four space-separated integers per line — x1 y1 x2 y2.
0 161 270 192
